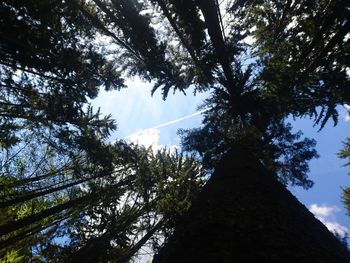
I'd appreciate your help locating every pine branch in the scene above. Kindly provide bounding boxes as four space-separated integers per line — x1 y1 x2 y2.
70 0 144 62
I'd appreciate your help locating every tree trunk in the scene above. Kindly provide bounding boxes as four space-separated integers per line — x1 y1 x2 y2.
153 149 350 262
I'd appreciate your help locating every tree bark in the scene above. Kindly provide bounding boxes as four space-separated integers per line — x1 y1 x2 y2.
153 149 350 262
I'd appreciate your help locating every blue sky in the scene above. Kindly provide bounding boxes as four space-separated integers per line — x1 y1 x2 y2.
290 114 350 238
92 77 350 249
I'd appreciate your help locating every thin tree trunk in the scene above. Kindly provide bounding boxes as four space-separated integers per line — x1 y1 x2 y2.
0 179 130 237
0 194 90 237
1 176 93 208
118 219 165 263
197 0 238 98
0 213 70 249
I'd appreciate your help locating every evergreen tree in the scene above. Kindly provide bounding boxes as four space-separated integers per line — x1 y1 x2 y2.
1 1 204 261
0 0 123 152
70 0 348 260
1 0 350 261
68 0 350 189
0 133 204 261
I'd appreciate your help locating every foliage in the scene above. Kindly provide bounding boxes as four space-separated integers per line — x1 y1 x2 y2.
49 0 348 189
241 0 350 128
179 93 318 189
0 0 123 153
339 138 350 215
1 0 350 261
0 1 206 260
0 133 204 261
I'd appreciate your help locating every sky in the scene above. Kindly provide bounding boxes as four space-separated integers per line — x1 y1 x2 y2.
92 77 350 260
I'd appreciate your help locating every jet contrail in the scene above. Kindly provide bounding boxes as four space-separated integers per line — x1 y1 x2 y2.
124 108 210 139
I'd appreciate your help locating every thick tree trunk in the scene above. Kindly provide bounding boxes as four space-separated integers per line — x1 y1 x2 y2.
153 150 350 262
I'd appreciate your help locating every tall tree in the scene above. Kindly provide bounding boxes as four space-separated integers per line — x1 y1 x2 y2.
0 133 205 261
0 1 205 261
66 0 349 260
2 0 350 261
153 0 350 261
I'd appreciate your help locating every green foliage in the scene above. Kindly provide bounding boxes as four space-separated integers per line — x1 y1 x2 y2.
63 0 349 189
339 138 350 215
339 138 350 167
0 133 204 261
179 91 318 189
1 0 350 261
0 0 123 153
241 0 350 128
0 3 127 258
60 143 205 262
0 249 25 263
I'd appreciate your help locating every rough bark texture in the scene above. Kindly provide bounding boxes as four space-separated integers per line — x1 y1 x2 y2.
153 150 350 263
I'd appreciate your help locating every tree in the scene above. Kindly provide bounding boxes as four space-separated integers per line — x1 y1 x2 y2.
0 1 126 259
1 0 123 151
152 0 350 261
1 1 117 260
1 1 205 261
1 0 350 261
0 132 205 261
68 0 349 260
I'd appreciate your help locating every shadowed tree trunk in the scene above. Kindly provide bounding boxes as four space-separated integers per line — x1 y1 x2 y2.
153 148 350 262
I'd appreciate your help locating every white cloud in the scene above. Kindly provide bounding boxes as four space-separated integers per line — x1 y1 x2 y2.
127 128 178 153
309 203 339 218
309 204 348 238
323 221 348 238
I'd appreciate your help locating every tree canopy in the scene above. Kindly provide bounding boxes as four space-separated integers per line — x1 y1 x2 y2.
1 0 350 261
1 1 205 261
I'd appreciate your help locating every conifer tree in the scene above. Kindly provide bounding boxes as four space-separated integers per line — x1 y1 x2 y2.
1 1 205 261
1 0 350 261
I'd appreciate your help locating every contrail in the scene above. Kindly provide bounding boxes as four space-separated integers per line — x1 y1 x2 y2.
124 108 210 138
